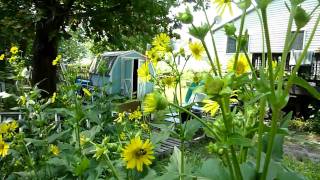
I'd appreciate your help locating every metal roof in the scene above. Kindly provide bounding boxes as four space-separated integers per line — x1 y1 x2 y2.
89 50 146 75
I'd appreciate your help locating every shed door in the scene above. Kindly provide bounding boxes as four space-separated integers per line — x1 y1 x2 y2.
122 60 132 98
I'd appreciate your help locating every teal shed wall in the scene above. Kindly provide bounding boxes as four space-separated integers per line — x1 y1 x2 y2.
110 60 122 94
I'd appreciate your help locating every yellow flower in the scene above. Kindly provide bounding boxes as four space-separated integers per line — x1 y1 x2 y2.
203 100 220 116
49 144 60 156
212 0 233 16
7 121 18 132
114 112 126 123
0 123 9 134
189 41 205 60
19 95 26 105
141 123 150 132
80 134 89 146
122 136 154 172
129 110 142 121
9 56 17 63
51 92 57 103
82 88 92 97
52 55 62 66
142 92 168 113
10 46 19 54
272 60 277 69
138 62 151 82
0 54 5 61
120 132 126 140
162 76 176 87
0 136 9 157
146 48 160 64
227 54 250 75
93 145 107 160
152 33 171 52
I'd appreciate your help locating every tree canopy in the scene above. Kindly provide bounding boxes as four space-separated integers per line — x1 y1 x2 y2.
0 0 179 96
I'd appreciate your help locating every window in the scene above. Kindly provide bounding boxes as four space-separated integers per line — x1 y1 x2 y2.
226 36 249 53
226 37 236 53
291 31 304 50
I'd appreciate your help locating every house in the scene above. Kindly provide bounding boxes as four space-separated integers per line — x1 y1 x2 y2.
89 51 154 99
213 0 320 81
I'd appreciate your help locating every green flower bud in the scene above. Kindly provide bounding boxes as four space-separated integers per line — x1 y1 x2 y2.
239 30 249 50
290 0 305 6
293 6 310 29
224 23 236 37
204 76 224 96
218 148 224 155
255 0 271 9
189 23 210 40
143 92 168 113
177 8 193 24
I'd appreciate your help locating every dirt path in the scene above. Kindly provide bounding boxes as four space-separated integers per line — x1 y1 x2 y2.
284 132 320 162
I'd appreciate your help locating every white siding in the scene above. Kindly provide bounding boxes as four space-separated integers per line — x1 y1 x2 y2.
213 0 320 70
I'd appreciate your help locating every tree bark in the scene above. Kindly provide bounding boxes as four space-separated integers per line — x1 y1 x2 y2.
31 1 74 97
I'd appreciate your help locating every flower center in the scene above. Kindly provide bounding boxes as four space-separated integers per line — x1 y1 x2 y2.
135 148 147 157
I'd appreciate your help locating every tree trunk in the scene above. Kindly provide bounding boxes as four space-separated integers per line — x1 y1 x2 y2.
31 1 73 97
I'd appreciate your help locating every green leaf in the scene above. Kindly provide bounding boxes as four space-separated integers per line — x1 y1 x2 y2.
74 157 90 176
292 75 320 100
47 129 71 143
184 119 202 140
24 138 47 146
240 162 257 180
196 158 231 180
293 6 310 29
227 134 253 147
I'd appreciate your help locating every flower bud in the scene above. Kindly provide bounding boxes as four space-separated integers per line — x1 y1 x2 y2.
255 0 271 9
177 8 193 24
189 23 210 40
204 76 224 96
224 23 236 37
293 6 310 29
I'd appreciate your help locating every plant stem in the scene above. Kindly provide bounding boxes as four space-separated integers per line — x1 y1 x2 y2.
256 97 266 172
261 9 276 98
260 109 280 180
225 152 236 180
105 153 120 180
285 12 320 93
200 2 222 77
200 39 218 76
233 9 247 72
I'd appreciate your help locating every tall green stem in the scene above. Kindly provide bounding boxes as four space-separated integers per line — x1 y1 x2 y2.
256 97 267 172
261 9 276 98
200 2 222 77
260 109 280 180
233 9 247 72
105 154 120 180
285 12 320 93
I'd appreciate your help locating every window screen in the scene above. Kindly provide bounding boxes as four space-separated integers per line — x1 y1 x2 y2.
291 31 304 50
226 37 236 53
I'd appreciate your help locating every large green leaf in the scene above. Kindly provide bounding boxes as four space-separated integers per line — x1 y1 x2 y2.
227 133 253 147
292 75 320 100
47 129 71 143
240 162 257 180
196 158 231 180
184 119 202 141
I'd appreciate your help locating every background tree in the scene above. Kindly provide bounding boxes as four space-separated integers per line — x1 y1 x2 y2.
0 0 179 97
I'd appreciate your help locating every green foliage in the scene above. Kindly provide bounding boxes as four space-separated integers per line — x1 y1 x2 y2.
283 155 320 180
